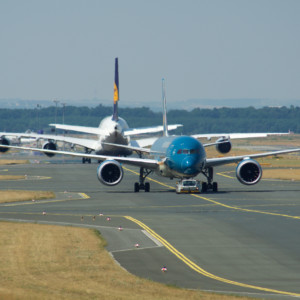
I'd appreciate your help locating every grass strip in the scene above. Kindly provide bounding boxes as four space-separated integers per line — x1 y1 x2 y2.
0 222 252 300
0 190 55 203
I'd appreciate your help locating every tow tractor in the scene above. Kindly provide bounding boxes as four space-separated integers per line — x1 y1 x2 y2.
176 179 201 194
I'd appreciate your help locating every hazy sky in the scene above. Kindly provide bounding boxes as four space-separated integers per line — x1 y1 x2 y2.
1 0 300 106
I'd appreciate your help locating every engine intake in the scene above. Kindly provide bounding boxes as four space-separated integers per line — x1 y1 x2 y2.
42 141 57 157
97 160 124 186
215 138 232 154
236 159 262 185
0 137 10 153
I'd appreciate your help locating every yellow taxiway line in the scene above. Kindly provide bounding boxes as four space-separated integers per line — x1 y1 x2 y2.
123 166 300 296
125 215 300 297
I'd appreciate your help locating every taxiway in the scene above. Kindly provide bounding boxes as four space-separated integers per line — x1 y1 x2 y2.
1 156 300 299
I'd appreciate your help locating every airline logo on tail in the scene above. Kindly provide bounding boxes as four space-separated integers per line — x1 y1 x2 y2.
113 57 119 121
114 82 119 103
114 57 119 104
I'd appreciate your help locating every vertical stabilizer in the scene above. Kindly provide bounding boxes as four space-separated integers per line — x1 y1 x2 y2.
113 57 119 121
162 78 169 137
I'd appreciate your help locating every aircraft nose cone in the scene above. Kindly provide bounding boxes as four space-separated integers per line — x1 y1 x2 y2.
181 157 196 174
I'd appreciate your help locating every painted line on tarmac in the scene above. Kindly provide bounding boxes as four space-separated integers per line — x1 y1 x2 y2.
123 167 175 190
191 193 300 220
0 217 134 232
124 167 300 220
125 215 300 297
216 171 235 179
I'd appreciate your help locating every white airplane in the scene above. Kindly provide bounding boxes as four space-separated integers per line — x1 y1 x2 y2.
1 79 299 193
0 58 182 162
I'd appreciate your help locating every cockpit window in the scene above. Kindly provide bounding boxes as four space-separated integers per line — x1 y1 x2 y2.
177 148 199 155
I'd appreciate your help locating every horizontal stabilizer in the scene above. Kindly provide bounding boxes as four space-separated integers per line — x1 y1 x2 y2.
124 124 182 136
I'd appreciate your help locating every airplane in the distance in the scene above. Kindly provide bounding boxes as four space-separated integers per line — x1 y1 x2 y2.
1 78 299 193
0 58 182 163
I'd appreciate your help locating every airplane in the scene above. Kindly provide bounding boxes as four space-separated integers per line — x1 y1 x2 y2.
0 58 182 163
1 78 299 193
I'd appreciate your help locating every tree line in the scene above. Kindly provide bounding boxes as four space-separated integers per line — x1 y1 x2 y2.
0 105 299 134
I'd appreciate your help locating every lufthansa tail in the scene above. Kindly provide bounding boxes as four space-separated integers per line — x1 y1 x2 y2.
113 57 119 121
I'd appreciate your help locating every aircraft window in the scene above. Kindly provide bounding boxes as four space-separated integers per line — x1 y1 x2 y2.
183 149 189 154
177 149 182 154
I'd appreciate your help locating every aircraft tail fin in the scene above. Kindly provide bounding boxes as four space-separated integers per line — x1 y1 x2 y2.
113 57 119 121
162 78 168 137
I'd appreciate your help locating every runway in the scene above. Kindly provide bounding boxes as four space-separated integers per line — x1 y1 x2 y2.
1 155 300 299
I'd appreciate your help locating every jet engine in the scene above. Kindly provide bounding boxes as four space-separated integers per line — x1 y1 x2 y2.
215 138 232 154
0 137 10 153
42 141 57 157
97 160 124 186
236 159 262 185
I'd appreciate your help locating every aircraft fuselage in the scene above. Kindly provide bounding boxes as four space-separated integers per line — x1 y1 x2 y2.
151 135 206 179
94 116 132 156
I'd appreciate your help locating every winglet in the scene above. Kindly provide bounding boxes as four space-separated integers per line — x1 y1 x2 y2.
113 57 119 121
162 78 168 137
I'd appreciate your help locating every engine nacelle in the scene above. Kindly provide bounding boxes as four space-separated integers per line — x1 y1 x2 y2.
42 141 57 157
0 137 10 153
215 138 232 154
97 160 124 186
236 159 262 185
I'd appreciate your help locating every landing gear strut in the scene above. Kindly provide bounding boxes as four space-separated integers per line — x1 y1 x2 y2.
82 148 92 164
201 167 218 193
134 167 152 192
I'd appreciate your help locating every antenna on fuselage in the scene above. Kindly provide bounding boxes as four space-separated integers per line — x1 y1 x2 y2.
162 78 168 137
113 57 119 121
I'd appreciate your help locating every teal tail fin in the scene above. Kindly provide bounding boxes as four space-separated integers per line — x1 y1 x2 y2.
113 57 119 121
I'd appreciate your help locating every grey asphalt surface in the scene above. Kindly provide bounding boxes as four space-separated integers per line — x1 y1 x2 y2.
1 155 300 299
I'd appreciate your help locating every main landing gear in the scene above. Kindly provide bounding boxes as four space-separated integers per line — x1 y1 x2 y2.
82 157 91 164
82 148 92 164
201 167 218 193
134 167 152 192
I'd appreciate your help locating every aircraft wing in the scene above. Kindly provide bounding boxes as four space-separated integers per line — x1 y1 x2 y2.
102 142 165 155
205 148 300 167
49 124 109 135
1 132 98 150
192 132 291 140
41 135 98 150
0 144 159 170
133 137 159 148
0 132 36 142
124 124 182 136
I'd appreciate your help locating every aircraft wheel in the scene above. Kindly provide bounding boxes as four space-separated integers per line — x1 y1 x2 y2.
145 182 150 192
82 158 86 164
212 182 218 192
134 182 140 192
201 182 207 193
